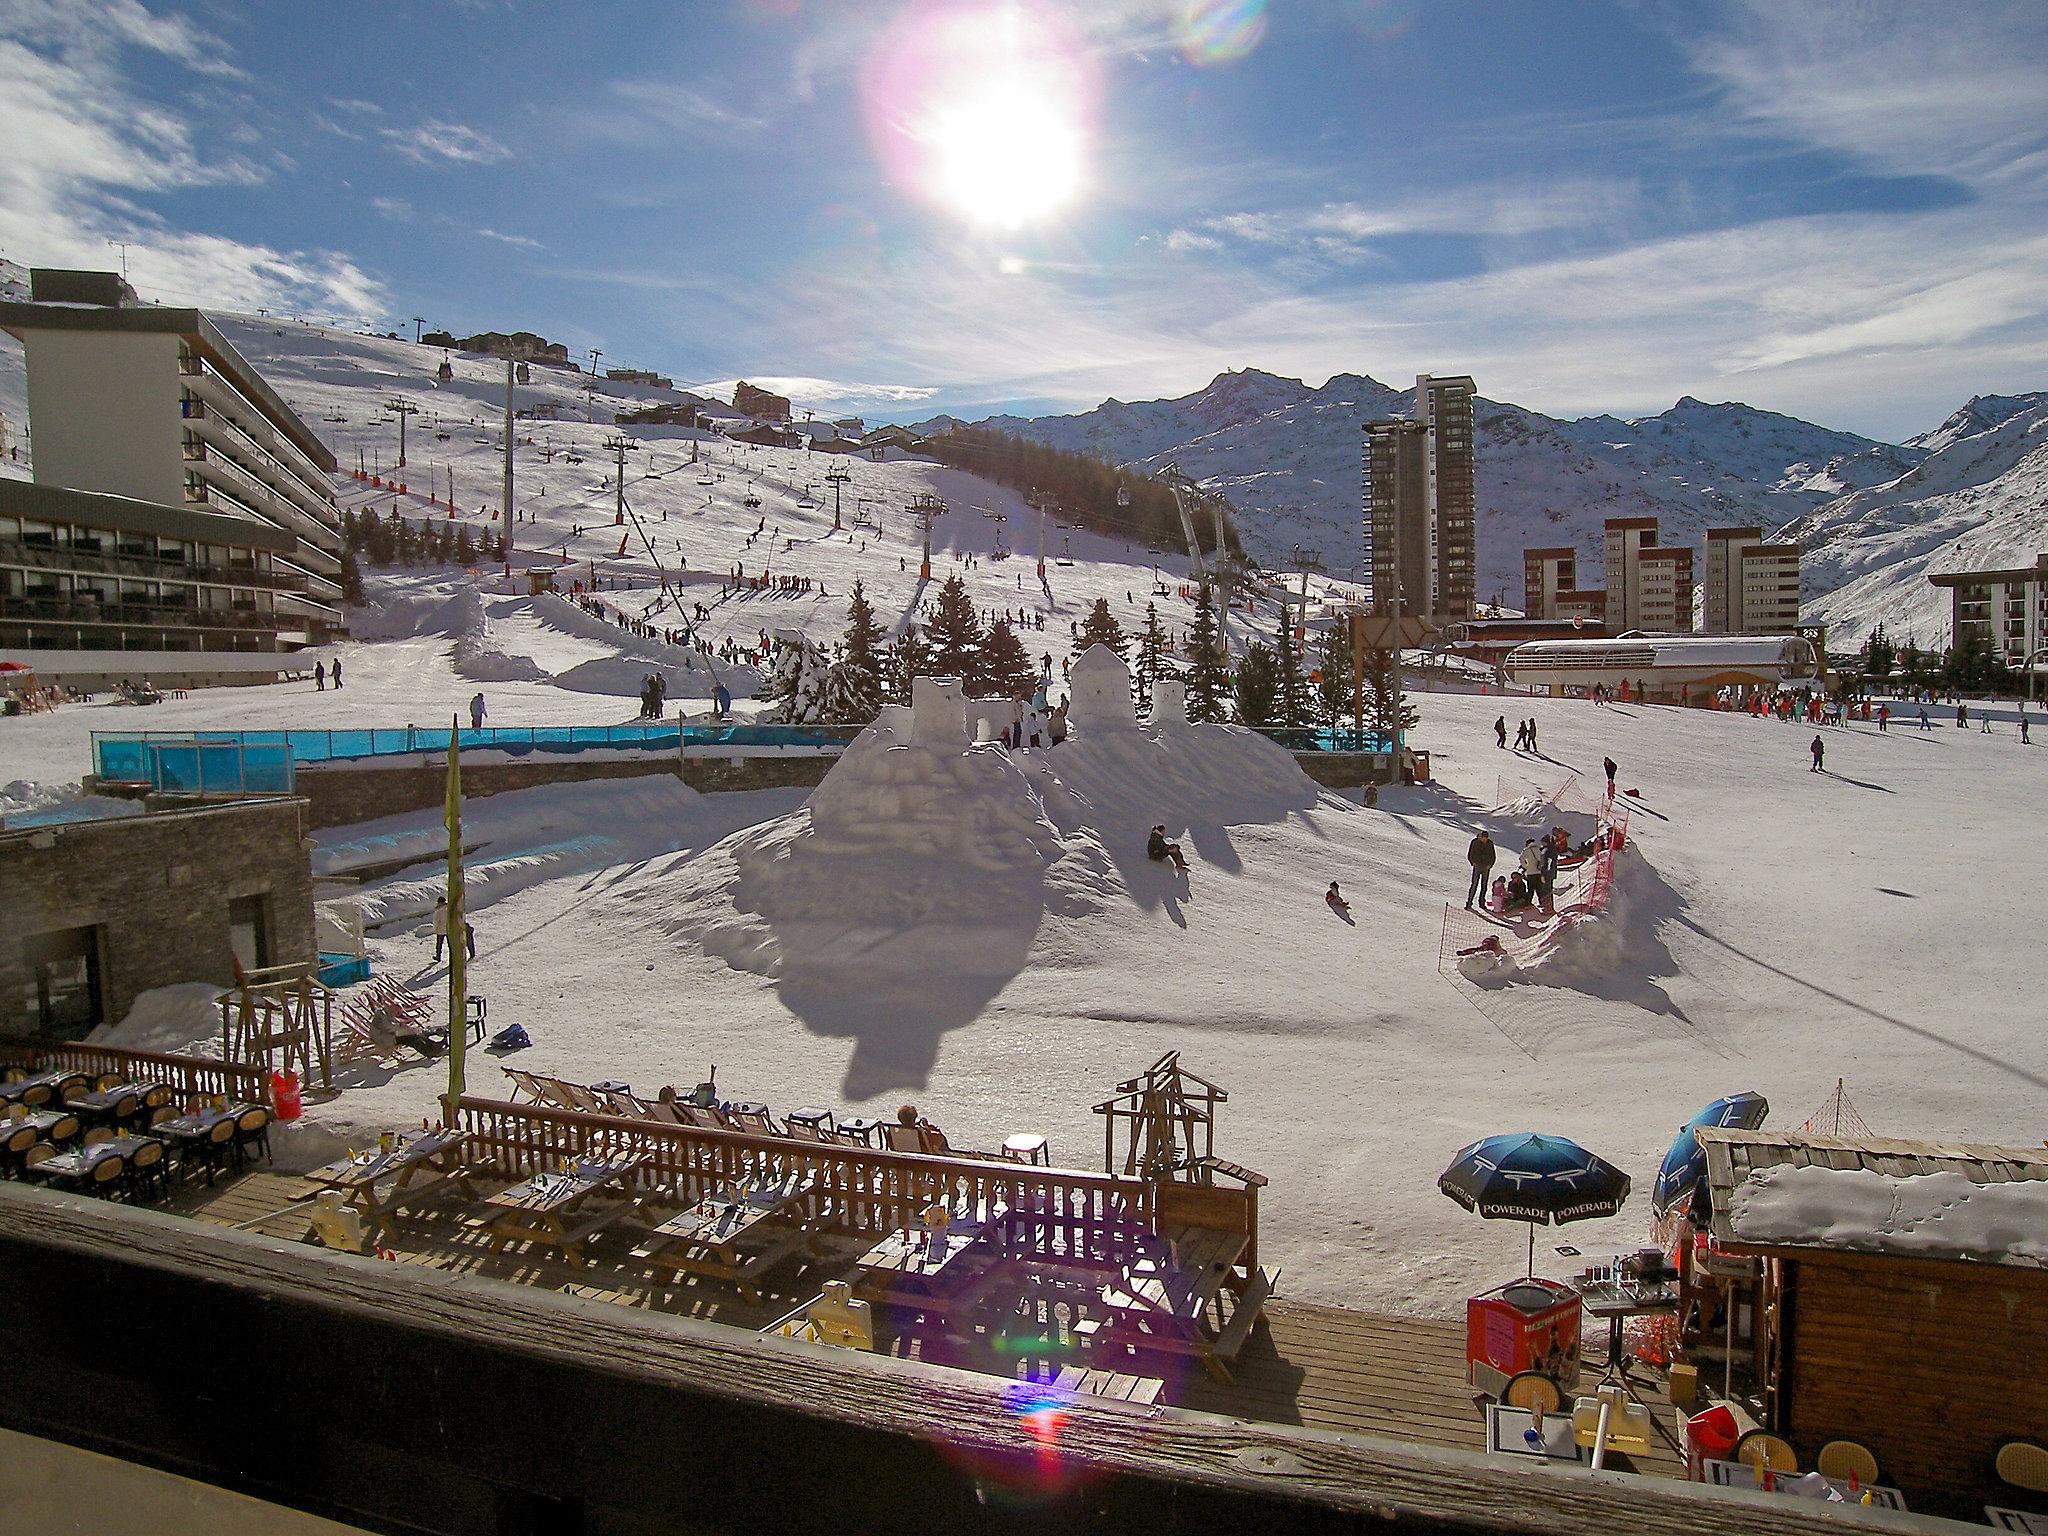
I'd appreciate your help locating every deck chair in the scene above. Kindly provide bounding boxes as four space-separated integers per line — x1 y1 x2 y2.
306 1191 373 1254
782 1118 830 1143
500 1067 547 1102
679 1103 729 1132
529 1076 587 1113
725 1105 778 1136
644 1097 690 1128
557 1082 609 1115
881 1123 924 1154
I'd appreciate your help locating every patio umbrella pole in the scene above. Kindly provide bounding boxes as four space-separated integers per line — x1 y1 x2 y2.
1527 1223 1535 1278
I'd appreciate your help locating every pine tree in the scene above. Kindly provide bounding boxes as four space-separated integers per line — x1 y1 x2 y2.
340 546 365 605
978 619 1037 699
1134 602 1174 705
1313 620 1354 729
923 575 984 681
1183 582 1230 723
1863 625 1895 680
453 524 478 567
1076 596 1128 658
835 581 886 721
1362 647 1419 741
1232 641 1281 726
1274 609 1308 727
887 624 933 703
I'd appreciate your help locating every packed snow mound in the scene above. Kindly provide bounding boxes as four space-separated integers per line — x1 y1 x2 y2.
89 982 222 1054
1455 843 1682 1009
0 780 144 827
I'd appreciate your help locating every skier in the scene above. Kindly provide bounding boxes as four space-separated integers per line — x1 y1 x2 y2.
1465 830 1496 910
470 692 487 731
1494 716 1507 750
1603 755 1618 795
1809 734 1825 773
1146 824 1188 871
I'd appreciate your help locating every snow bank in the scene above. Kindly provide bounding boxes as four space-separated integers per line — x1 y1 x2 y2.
1729 1164 2048 1265
0 779 144 827
1455 842 1679 1006
89 981 222 1054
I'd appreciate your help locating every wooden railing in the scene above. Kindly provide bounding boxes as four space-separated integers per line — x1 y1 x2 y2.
453 1095 1154 1253
0 1042 269 1107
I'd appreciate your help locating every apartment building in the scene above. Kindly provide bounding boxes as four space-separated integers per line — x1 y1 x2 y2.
1929 554 2048 668
1604 516 1693 633
0 269 343 658
1703 527 1802 634
1362 373 1477 628
1522 546 1607 623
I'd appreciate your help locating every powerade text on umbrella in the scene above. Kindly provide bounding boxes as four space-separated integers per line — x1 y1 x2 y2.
1439 1133 1632 1274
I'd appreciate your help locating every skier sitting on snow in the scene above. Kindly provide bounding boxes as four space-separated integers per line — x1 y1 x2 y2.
1147 824 1188 871
1503 871 1532 911
1326 881 1350 915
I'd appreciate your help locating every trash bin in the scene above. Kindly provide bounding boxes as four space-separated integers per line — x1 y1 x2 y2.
1685 1403 1739 1480
271 1069 303 1122
1410 749 1432 782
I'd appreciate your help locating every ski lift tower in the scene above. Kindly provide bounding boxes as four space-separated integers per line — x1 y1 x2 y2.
909 491 947 581
1155 463 1229 644
824 463 851 531
601 435 638 526
384 398 420 470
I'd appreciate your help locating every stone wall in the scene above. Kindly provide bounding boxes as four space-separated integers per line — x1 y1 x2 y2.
289 752 831 828
1292 752 1399 788
0 797 314 1040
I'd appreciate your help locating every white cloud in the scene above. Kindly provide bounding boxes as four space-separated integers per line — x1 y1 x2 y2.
687 376 940 415
603 80 767 136
380 119 510 166
0 5 384 322
475 227 542 250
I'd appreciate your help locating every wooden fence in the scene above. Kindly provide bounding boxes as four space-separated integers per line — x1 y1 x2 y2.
0 1042 269 1107
454 1094 1153 1256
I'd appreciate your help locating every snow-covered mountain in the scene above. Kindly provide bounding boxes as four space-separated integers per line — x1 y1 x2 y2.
1788 393 2048 649
916 370 1923 608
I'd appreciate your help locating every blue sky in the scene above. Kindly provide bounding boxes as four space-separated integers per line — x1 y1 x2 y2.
2 0 2045 438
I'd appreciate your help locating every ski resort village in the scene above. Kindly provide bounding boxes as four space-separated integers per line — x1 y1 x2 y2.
1 6 2045 1535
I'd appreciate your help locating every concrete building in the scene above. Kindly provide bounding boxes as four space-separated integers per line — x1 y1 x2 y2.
1604 516 1693 633
0 270 344 663
1363 373 1477 629
1703 527 1802 634
1929 553 2048 668
1 798 314 1040
1522 546 1605 623
733 381 793 422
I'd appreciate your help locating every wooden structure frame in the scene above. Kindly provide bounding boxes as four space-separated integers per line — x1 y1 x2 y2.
1700 1127 2048 1506
218 962 334 1091
0 1181 1971 1536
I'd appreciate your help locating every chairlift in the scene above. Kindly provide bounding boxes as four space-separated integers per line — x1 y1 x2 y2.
743 491 762 509
1116 484 1132 508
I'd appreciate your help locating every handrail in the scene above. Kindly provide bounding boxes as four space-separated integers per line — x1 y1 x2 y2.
0 1041 270 1107
187 360 332 492
187 404 337 526
0 537 310 593
453 1093 1155 1243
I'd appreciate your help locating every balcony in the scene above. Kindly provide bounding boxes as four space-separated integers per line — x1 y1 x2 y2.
185 361 334 497
186 405 338 531
0 594 279 632
0 537 310 594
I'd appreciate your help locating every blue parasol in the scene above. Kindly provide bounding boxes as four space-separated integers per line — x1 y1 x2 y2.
1652 1091 1769 1218
1439 1132 1633 1275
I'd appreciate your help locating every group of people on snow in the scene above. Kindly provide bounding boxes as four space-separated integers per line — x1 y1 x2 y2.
1494 716 1541 752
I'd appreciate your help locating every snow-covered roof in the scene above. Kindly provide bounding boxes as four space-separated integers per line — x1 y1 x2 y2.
1504 634 1819 684
1701 1128 2048 1270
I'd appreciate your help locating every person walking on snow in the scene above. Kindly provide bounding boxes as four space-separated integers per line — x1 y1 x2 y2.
1494 716 1507 749
1810 734 1825 773
332 656 342 689
1526 718 1539 753
314 660 326 691
1465 830 1496 910
469 692 487 731
1603 756 1618 795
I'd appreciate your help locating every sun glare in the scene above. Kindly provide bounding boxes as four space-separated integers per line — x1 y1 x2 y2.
864 5 1093 231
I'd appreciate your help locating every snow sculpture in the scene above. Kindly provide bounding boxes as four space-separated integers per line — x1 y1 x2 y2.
910 674 966 747
1068 643 1136 732
1149 678 1187 728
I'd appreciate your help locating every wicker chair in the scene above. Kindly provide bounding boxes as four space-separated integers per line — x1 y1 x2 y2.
1995 1439 2048 1496
1733 1429 1798 1473
1502 1371 1566 1415
1816 1440 1880 1484
234 1106 272 1170
82 1125 114 1147
199 1117 239 1184
125 1139 169 1203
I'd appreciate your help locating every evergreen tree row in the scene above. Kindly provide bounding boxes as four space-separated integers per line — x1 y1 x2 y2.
341 506 504 580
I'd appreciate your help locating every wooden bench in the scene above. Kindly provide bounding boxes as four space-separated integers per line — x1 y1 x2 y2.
1053 1365 1165 1406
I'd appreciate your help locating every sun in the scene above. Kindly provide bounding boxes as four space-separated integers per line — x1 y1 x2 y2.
926 72 1084 228
863 5 1093 232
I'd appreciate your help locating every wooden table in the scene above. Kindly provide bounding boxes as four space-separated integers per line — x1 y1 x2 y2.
1704 1459 1907 1510
64 1081 166 1127
1051 1366 1164 1406
478 1155 646 1263
632 1171 814 1301
852 1219 995 1314
303 1130 476 1242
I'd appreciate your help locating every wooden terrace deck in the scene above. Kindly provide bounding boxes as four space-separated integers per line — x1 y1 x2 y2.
174 1171 1684 1476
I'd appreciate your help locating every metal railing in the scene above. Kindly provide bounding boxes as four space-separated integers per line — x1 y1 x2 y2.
0 537 310 593
0 1041 269 1107
2 596 277 631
